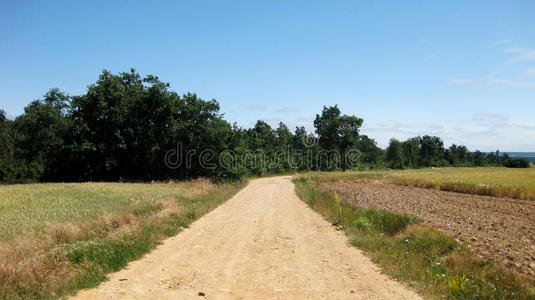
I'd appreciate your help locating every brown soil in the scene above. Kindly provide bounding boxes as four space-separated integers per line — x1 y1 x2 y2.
72 177 420 299
321 179 535 276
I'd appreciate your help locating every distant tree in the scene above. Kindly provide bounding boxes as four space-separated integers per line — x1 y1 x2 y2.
357 135 382 165
292 126 318 171
505 158 530 168
446 144 469 166
419 135 445 166
246 120 276 152
275 122 292 148
314 105 363 171
473 150 486 166
242 120 276 175
485 150 501 166
402 137 420 168
386 138 404 169
499 153 512 166
274 122 293 171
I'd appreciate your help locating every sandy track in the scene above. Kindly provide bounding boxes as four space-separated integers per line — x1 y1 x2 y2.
73 176 419 299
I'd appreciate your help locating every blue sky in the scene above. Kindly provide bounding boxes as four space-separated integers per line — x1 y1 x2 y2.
1 0 534 151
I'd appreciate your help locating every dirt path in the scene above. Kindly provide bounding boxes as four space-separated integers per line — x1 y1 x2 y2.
73 176 420 299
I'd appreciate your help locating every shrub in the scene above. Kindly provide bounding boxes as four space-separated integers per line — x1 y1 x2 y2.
505 158 531 168
356 208 414 235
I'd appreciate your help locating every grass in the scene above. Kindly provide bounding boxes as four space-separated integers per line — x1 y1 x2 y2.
293 175 535 299
305 167 535 200
0 179 246 299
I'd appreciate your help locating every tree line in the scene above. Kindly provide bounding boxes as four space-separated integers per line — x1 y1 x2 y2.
385 137 529 169
0 69 529 182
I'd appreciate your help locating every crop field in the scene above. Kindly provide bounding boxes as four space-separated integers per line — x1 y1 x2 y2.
0 180 245 299
0 181 219 240
308 166 535 200
295 168 535 299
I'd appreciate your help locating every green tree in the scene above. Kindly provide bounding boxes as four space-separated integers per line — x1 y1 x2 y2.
386 138 404 169
314 105 363 171
70 69 231 180
70 69 144 180
446 144 469 166
292 126 318 171
473 150 487 166
275 122 293 172
0 110 15 181
357 135 382 165
505 158 530 168
173 92 227 178
419 135 445 167
402 137 420 168
14 89 72 180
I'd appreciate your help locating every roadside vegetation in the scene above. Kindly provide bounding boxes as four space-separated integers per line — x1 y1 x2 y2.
294 175 535 299
304 167 535 201
0 179 245 299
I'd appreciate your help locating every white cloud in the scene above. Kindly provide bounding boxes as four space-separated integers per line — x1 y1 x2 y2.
245 105 267 111
297 114 315 122
449 78 479 84
505 48 535 63
361 117 535 152
276 106 300 113
524 68 535 77
423 51 444 61
263 118 285 126
449 76 535 87
472 113 508 123
493 39 510 45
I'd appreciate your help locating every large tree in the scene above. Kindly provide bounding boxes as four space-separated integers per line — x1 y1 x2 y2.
314 105 363 171
419 135 445 167
386 138 404 169
0 110 14 181
357 135 382 165
446 144 469 165
70 69 230 180
402 137 420 168
13 89 72 180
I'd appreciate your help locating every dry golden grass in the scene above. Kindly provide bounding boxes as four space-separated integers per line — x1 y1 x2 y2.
304 167 535 200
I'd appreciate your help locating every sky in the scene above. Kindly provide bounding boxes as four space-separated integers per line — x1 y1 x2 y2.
1 0 534 151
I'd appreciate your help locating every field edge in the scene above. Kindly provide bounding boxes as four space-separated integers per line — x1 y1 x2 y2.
292 176 535 299
1 180 248 300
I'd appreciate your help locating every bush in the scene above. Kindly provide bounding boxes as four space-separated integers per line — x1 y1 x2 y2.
505 158 531 168
356 208 414 235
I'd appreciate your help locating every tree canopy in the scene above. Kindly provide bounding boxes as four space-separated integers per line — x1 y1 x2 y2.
0 69 527 182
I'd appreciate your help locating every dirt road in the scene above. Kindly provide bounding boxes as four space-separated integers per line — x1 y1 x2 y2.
73 176 419 299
